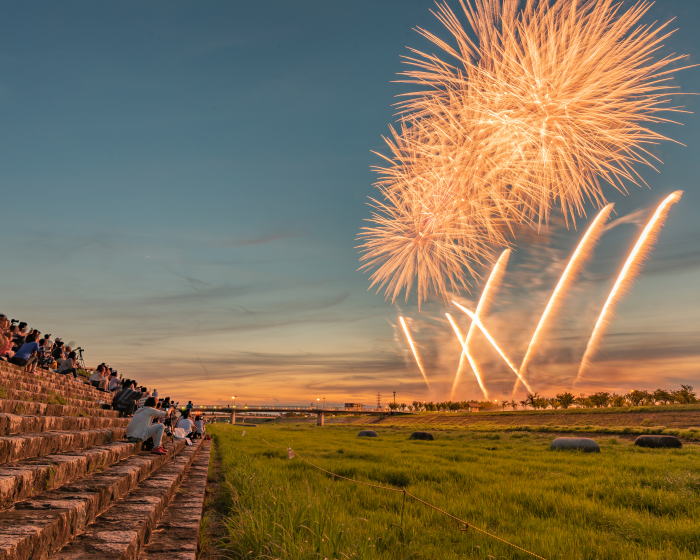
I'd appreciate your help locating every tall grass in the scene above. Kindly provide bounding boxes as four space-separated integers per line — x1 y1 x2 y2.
210 424 699 560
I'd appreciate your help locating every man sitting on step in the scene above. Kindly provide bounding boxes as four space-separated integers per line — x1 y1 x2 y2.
125 397 168 455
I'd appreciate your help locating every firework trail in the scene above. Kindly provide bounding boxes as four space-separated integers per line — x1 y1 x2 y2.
511 204 614 397
360 0 691 305
452 301 533 393
446 313 489 400
398 315 431 390
574 191 683 385
450 248 511 399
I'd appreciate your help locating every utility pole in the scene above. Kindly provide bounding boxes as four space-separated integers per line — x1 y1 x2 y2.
377 392 381 411
393 391 397 405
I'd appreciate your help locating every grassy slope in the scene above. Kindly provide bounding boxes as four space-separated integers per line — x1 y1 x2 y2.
209 424 699 560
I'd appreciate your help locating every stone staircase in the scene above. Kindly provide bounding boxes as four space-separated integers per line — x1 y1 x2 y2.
0 361 211 560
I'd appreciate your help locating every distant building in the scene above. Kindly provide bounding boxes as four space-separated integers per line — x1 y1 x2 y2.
468 403 481 412
344 403 363 411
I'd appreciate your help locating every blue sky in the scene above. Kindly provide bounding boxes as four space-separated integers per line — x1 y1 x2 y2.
1 0 698 405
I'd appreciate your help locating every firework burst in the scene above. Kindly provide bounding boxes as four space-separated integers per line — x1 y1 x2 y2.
359 0 691 305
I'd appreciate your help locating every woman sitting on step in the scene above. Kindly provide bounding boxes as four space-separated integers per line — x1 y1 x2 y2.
125 397 168 455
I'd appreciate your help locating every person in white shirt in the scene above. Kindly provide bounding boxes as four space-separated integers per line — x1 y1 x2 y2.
107 372 121 393
125 397 167 454
176 410 195 437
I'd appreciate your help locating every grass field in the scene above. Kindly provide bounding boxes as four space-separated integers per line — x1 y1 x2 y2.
208 423 698 560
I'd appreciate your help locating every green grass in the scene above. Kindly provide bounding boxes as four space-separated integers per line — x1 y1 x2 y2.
373 422 700 441
408 403 700 416
209 424 698 560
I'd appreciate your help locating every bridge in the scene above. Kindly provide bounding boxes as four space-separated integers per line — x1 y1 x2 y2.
192 405 408 426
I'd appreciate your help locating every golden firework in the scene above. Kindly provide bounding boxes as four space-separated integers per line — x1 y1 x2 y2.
359 0 691 304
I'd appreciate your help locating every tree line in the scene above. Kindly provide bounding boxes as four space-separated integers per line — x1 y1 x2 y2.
386 385 697 412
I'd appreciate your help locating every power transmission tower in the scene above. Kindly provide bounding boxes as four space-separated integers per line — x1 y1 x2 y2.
376 392 381 411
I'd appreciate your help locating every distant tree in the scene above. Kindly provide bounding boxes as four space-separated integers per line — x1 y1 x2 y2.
524 393 540 409
589 392 611 408
610 393 626 408
626 390 651 406
574 395 592 408
534 396 549 409
509 400 518 410
548 397 561 409
652 389 673 405
671 385 697 404
388 402 399 411
555 392 575 409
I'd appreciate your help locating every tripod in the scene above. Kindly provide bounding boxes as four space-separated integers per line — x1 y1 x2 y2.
75 347 87 373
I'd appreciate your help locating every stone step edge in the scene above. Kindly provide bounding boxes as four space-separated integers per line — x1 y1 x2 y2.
140 440 211 560
49 440 204 560
0 377 107 405
0 439 188 560
0 413 127 437
0 388 110 410
0 364 107 399
0 441 138 510
0 399 120 418
0 427 126 466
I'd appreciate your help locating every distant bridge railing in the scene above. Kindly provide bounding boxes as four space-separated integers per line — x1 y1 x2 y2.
192 405 406 415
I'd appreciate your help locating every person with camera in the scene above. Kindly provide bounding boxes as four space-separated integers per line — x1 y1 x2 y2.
125 397 168 455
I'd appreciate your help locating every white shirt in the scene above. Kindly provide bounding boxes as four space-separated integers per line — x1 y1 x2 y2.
126 407 166 440
176 418 194 433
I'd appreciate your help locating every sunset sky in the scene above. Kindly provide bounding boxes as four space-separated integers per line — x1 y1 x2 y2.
1 0 698 406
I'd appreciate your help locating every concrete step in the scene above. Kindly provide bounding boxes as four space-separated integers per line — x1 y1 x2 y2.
0 364 106 401
0 389 110 410
0 414 127 437
0 441 137 509
140 441 211 560
51 441 203 560
0 439 186 560
0 378 105 406
0 428 126 465
0 400 119 419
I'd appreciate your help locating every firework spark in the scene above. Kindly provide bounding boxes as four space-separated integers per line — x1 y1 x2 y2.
360 0 691 305
446 313 489 400
511 204 614 397
574 191 683 385
451 248 511 399
398 315 431 390
452 300 533 393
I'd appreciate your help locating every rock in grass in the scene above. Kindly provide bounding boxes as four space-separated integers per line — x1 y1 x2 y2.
634 435 682 448
409 431 434 441
357 430 377 437
550 437 600 453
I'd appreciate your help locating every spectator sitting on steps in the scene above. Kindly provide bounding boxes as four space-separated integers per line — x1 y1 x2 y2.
58 351 78 378
125 397 167 455
176 409 195 438
194 415 206 439
10 333 40 372
107 371 121 393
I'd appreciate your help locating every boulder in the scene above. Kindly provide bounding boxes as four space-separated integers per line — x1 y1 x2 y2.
409 431 434 441
550 437 600 453
634 435 682 448
357 430 377 437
